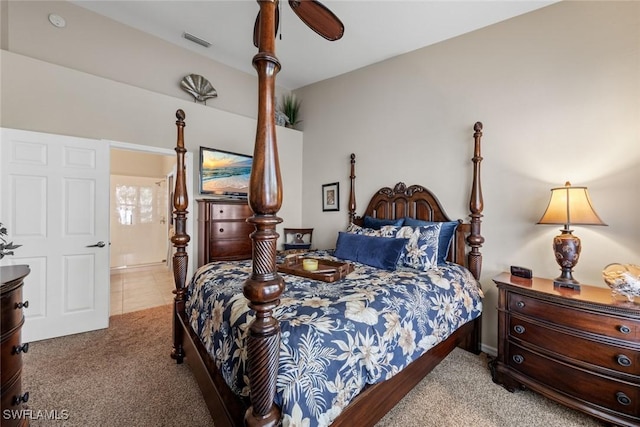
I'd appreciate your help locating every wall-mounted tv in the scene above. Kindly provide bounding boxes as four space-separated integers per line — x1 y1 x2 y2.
199 146 252 198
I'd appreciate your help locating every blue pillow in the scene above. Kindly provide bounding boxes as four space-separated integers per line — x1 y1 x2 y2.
334 232 408 270
363 215 404 230
403 218 459 265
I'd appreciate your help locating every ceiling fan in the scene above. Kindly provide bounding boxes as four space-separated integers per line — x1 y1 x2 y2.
253 0 344 47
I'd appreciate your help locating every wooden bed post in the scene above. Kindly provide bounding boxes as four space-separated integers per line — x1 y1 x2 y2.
171 109 190 363
348 153 356 224
467 122 484 280
243 1 284 426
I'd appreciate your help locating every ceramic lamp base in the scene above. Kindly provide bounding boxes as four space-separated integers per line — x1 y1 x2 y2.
552 229 581 289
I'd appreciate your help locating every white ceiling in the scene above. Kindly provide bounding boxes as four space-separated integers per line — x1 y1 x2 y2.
73 1 557 90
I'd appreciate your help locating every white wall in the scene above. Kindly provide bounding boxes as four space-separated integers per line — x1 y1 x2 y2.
0 51 304 274
111 149 174 178
295 1 640 351
1 0 291 120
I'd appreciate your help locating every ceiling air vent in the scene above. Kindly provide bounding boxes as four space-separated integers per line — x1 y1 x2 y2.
183 32 211 48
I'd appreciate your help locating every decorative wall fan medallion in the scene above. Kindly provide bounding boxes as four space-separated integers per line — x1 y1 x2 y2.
180 74 217 105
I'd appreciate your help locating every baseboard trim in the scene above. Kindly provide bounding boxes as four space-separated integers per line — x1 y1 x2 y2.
481 343 497 357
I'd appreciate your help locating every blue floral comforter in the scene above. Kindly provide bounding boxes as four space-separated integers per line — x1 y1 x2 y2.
186 250 483 427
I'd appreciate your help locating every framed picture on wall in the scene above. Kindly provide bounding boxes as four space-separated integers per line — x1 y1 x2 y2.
322 182 339 212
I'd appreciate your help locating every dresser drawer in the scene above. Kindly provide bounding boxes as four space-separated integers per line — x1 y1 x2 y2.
508 343 640 418
206 203 252 220
0 331 24 385
2 377 23 412
508 292 640 341
508 315 640 377
210 239 252 260
208 221 253 240
0 286 25 336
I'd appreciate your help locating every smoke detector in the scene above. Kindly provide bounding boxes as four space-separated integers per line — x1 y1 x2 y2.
48 13 66 28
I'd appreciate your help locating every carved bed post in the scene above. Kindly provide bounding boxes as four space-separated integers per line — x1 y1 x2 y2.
348 153 357 224
171 109 190 363
243 1 284 426
467 121 484 280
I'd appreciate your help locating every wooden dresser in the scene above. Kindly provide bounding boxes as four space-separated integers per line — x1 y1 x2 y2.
197 199 253 267
491 272 640 427
1 265 31 427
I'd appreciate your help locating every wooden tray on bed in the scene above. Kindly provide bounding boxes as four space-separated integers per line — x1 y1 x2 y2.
277 255 354 283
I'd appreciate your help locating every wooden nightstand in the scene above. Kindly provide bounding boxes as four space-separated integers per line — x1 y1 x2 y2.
490 272 640 427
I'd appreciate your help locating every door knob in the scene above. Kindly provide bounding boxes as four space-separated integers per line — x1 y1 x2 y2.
86 241 106 248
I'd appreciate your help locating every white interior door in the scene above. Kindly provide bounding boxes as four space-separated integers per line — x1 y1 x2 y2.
0 128 110 342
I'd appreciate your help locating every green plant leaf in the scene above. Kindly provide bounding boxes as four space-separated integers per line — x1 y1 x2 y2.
280 94 302 127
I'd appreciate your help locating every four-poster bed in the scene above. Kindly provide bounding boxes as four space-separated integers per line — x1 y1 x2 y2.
169 112 485 426
168 1 485 426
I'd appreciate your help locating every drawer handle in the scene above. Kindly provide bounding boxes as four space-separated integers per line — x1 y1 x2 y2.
12 343 29 354
15 300 29 309
513 325 525 334
616 392 631 406
219 228 224 233
618 325 631 334
516 301 525 308
219 209 224 213
12 392 29 405
512 354 525 364
616 354 632 367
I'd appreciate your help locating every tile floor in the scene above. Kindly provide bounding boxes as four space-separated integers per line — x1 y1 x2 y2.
110 263 175 316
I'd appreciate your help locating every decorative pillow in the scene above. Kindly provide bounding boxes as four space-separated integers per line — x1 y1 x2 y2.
346 223 380 236
378 225 407 238
399 224 441 271
334 232 408 270
363 215 404 230
403 218 459 265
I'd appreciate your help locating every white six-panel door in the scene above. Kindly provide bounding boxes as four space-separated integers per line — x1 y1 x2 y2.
0 128 110 342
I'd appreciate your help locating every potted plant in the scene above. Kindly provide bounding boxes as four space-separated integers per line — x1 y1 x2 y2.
0 223 21 260
280 93 301 129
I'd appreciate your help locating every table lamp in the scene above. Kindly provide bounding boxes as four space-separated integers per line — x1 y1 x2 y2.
537 182 606 289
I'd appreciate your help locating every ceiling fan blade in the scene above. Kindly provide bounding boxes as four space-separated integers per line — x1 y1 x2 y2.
289 0 344 41
253 7 281 48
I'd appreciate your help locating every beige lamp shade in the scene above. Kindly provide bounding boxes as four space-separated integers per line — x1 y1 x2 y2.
537 182 606 227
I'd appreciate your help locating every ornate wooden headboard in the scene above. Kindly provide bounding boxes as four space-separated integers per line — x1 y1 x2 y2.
347 122 484 280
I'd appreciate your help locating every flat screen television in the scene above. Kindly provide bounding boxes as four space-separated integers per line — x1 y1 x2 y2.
199 146 252 198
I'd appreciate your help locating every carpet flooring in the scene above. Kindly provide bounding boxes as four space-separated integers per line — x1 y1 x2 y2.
22 304 605 427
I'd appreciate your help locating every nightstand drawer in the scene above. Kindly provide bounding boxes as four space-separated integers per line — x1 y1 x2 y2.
508 315 640 376
508 343 640 418
508 292 640 341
